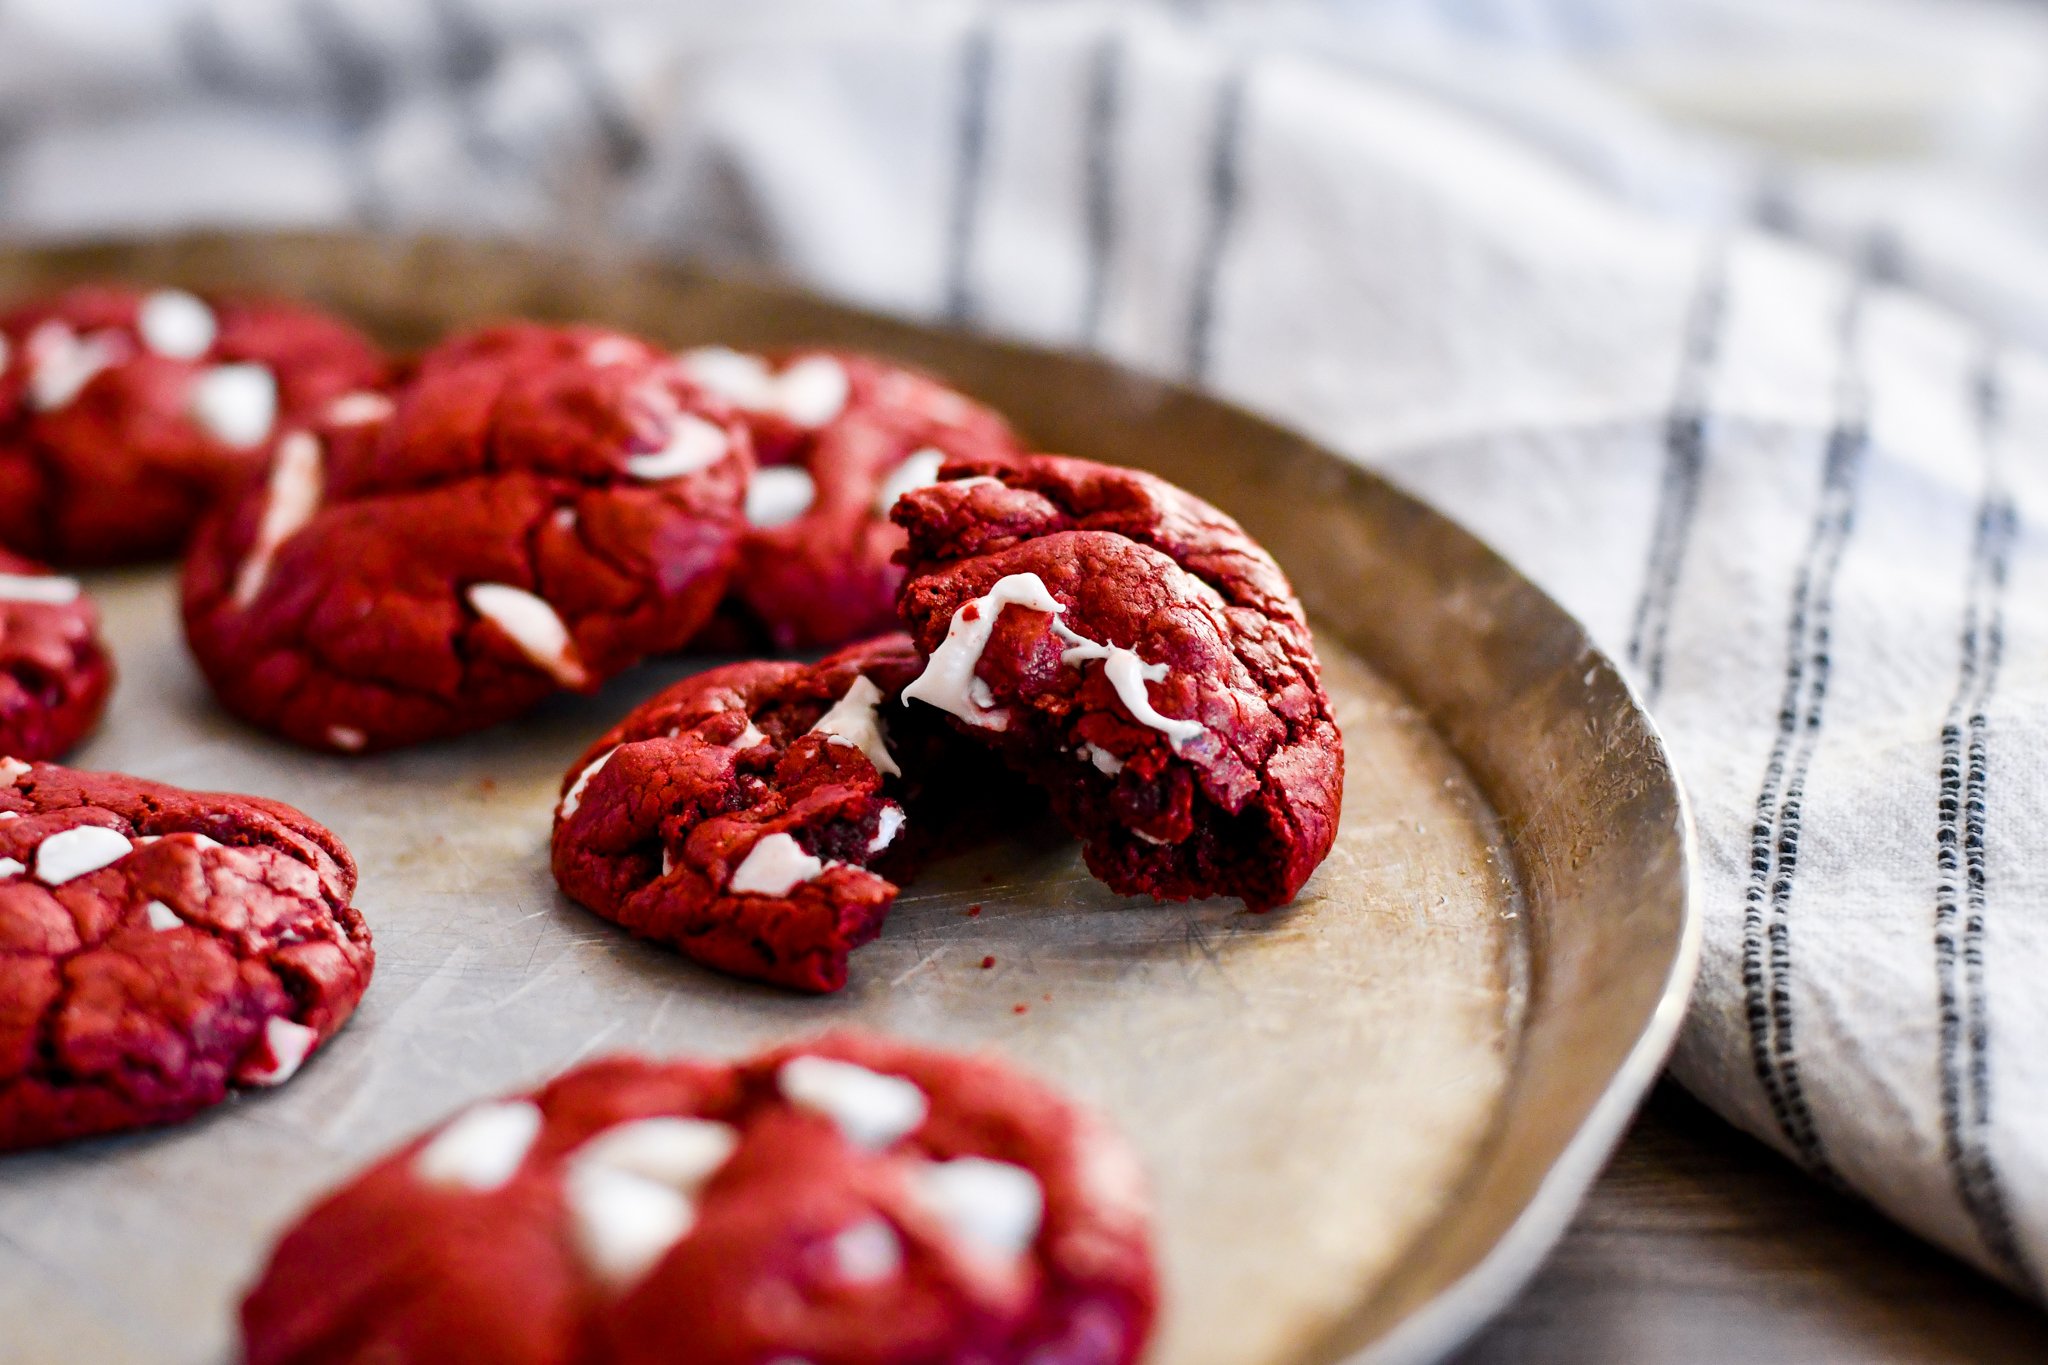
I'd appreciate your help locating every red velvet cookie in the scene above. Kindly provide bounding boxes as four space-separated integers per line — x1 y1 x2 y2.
241 1032 1158 1365
679 348 1022 651
0 550 112 759
893 453 1342 911
181 322 752 753
0 760 372 1150
551 634 994 993
0 284 387 563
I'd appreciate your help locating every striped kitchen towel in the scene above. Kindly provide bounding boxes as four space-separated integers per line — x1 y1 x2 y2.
6 0 2048 1299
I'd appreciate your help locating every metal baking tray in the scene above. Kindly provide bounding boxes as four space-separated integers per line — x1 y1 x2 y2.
0 234 1697 1365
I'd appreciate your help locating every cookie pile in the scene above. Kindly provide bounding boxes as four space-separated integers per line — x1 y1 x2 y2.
0 278 1353 1363
553 454 1344 993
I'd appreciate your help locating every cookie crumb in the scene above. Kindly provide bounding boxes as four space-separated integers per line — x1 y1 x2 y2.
980 955 996 969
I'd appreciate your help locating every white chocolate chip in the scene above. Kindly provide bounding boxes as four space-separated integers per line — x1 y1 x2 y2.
585 336 642 368
1052 623 1205 752
678 347 778 408
680 348 848 427
467 583 587 687
325 390 394 426
27 323 123 411
144 900 183 931
551 506 577 532
0 858 24 877
189 363 278 447
573 1116 738 1191
745 465 817 529
775 356 850 427
242 1016 318 1087
0 757 26 784
871 448 946 520
325 725 367 753
1081 743 1124 775
777 1056 928 1150
900 573 1065 731
907 1157 1044 1260
34 825 132 884
728 719 767 750
558 1114 733 1287
137 289 216 359
565 1162 694 1292
728 833 827 897
830 1216 904 1284
867 804 905 855
232 430 324 607
414 1101 544 1191
626 413 728 480
559 747 617 819
810 676 900 777
0 572 81 604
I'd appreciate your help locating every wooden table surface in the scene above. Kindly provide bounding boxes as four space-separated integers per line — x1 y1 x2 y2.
1456 1084 2048 1363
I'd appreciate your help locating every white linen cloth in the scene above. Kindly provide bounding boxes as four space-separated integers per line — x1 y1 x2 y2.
7 0 2048 1300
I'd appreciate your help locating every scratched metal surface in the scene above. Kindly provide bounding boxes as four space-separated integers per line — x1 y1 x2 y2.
0 236 1697 1365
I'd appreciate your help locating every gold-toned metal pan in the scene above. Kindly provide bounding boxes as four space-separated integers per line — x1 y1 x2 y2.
0 234 1698 1365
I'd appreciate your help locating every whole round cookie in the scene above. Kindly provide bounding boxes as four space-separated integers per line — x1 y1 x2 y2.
0 760 372 1150
182 322 753 753
551 633 1001 993
0 284 387 563
679 347 1022 651
0 550 113 759
893 453 1342 911
241 1032 1158 1365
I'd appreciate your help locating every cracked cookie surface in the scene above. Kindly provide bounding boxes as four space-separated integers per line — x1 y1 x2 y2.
551 634 1000 993
182 322 752 753
0 549 112 759
681 348 1022 652
0 760 372 1150
0 284 387 563
893 453 1342 911
241 1032 1157 1365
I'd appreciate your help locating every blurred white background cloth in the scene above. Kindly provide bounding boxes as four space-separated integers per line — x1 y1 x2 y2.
8 0 2048 1299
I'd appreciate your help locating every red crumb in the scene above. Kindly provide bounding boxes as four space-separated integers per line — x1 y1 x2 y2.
1013 1004 1029 1015
962 604 980 621
476 777 498 796
980 955 996 969
965 904 983 917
